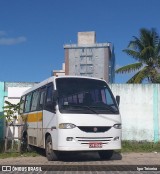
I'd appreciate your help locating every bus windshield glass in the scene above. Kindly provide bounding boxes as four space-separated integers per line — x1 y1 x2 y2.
56 78 119 114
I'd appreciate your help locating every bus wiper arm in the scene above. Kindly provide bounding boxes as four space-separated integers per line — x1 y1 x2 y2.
66 104 98 114
83 105 98 114
91 105 117 114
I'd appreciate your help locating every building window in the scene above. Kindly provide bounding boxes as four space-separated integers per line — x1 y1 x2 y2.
88 56 93 61
88 65 93 71
80 56 84 61
80 65 85 70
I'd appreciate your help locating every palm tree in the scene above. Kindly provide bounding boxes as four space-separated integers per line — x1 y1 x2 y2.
116 28 160 83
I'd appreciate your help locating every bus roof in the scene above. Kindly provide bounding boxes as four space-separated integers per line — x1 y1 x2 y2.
22 75 106 96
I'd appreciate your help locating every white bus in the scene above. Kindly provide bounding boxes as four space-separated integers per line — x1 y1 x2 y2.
20 76 121 161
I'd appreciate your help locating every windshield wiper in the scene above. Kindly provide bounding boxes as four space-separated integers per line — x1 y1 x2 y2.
91 105 118 114
62 104 98 114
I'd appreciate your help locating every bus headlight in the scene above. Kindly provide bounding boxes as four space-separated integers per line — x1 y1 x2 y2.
59 123 76 129
113 124 122 129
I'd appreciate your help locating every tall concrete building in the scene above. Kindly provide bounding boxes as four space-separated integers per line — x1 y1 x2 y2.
64 31 115 83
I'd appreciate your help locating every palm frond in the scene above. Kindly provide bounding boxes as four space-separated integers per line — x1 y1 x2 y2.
151 28 160 46
134 67 149 83
126 71 141 83
126 67 148 83
121 28 160 83
140 46 155 60
155 41 160 57
123 49 142 60
116 62 143 74
128 36 144 51
4 100 14 106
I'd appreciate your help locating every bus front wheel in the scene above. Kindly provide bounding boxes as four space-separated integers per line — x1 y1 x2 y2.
45 135 57 161
98 150 114 160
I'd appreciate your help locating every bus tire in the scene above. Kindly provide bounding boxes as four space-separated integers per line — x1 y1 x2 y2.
45 135 57 161
98 150 114 160
21 133 34 152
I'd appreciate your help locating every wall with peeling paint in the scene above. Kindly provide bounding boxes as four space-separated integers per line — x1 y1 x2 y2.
109 84 160 142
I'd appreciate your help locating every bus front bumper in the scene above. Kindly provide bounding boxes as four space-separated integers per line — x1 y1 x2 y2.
55 128 121 151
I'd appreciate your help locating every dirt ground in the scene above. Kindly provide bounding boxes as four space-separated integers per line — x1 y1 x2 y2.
0 152 160 165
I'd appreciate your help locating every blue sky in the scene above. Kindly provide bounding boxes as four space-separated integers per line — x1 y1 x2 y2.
0 0 160 83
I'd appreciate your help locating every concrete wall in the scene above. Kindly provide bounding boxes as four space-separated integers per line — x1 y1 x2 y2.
109 84 160 142
0 82 5 140
4 87 32 138
78 31 96 45
0 82 36 140
1 82 160 142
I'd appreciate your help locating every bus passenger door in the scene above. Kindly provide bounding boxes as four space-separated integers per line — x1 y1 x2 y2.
43 84 57 148
37 87 46 148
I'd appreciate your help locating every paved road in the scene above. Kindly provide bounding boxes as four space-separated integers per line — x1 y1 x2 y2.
0 152 160 173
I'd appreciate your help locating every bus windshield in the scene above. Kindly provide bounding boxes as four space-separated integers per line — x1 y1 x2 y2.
56 78 119 114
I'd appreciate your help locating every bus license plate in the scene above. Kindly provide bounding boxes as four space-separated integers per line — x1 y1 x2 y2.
89 142 102 148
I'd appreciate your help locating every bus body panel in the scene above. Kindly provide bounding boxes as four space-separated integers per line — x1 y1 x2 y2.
56 128 121 151
43 110 57 148
54 113 121 151
20 76 122 156
21 111 43 147
57 113 121 127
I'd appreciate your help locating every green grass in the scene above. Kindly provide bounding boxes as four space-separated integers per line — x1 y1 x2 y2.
0 140 41 159
0 152 40 159
121 141 160 153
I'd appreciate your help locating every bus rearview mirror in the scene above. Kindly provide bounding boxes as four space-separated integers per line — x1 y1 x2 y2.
116 95 120 106
53 90 58 101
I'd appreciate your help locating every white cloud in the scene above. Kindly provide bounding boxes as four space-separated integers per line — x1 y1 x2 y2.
0 30 27 45
0 36 27 45
0 30 7 36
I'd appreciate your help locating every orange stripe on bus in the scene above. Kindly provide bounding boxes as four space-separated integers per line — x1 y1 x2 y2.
22 112 43 122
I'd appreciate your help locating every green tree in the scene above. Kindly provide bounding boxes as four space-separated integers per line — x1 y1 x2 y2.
3 101 20 124
116 28 160 83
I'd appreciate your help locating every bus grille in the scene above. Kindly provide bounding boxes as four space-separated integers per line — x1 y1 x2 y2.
77 126 111 133
75 137 113 145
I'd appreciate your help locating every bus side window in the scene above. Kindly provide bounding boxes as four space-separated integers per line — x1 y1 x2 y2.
19 96 25 114
31 90 39 111
45 85 54 111
38 87 46 110
24 93 32 113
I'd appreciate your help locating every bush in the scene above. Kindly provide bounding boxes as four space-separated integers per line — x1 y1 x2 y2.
121 140 160 152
